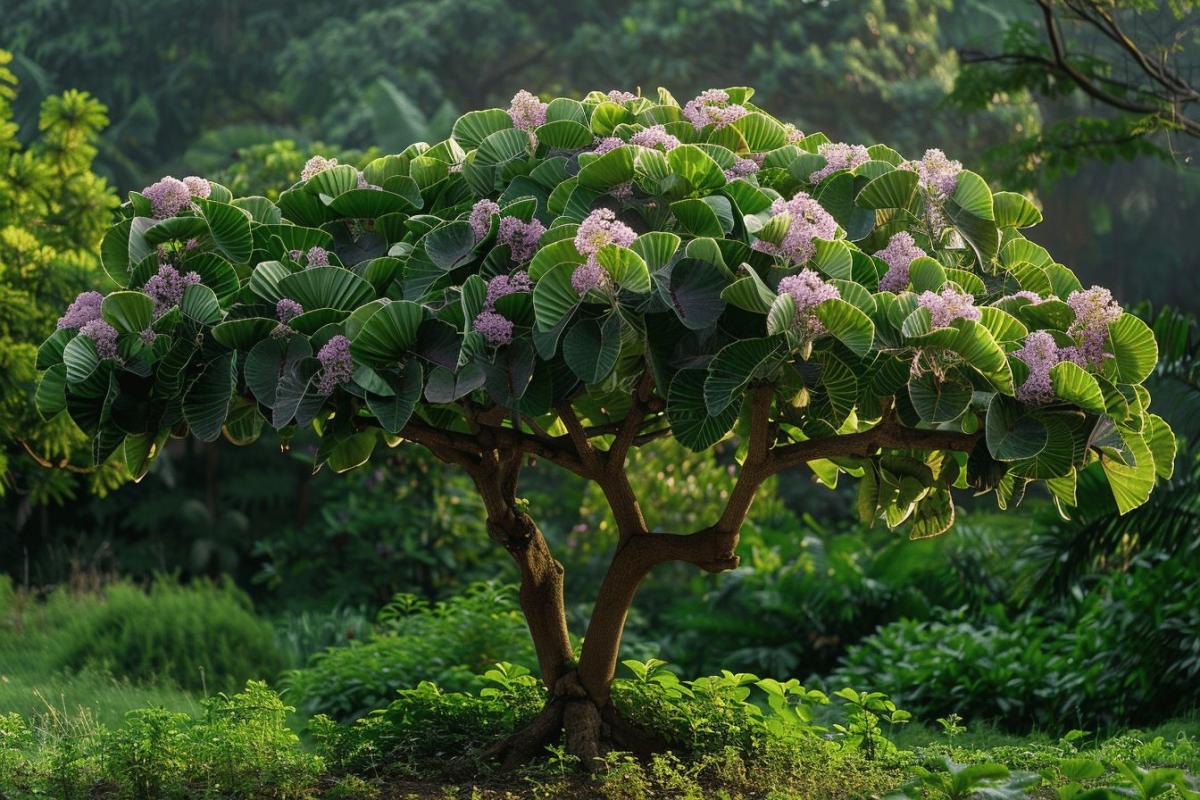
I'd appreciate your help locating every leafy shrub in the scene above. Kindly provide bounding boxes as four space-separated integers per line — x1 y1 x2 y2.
0 681 321 799
833 548 1200 731
282 581 538 720
52 578 284 692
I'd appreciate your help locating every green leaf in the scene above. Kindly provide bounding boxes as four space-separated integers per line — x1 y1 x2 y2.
907 257 945 293
424 221 477 271
278 267 375 311
143 215 209 246
563 316 621 384
986 395 1048 461
36 363 68 419
668 259 727 331
721 267 776 314
1145 414 1176 480
1101 428 1156 514
63 335 101 384
211 318 276 350
245 335 312 407
596 245 650 293
631 232 680 272
534 119 593 149
908 489 955 539
704 336 783 415
815 298 875 357
909 372 972 423
184 353 234 442
305 164 359 197
670 198 724 238
950 170 994 220
180 283 222 325
856 168 918 209
326 430 379 473
475 128 531 167
350 300 425 367
667 145 726 194
993 191 1042 228
533 262 581 334
766 292 796 336
195 198 253 263
668 368 739 451
328 189 419 219
577 145 635 191
731 112 787 151
1104 313 1157 385
810 239 853 279
589 101 632 136
101 292 154 334
1050 361 1105 413
452 108 513 150
366 363 424 434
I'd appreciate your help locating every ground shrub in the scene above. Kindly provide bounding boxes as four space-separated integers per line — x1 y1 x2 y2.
51 578 284 692
282 581 538 720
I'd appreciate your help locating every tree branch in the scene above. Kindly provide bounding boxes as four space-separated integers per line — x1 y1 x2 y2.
767 420 983 475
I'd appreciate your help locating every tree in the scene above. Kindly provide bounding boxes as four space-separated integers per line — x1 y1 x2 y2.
0 50 124 520
952 0 1200 186
34 87 1171 767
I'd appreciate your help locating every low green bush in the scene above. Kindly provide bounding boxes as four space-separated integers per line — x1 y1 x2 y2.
51 578 284 692
282 581 538 720
832 549 1200 731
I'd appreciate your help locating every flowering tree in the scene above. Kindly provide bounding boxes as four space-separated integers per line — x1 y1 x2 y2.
37 87 1173 765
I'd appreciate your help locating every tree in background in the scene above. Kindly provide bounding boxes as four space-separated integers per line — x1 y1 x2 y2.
0 50 124 539
34 86 1171 764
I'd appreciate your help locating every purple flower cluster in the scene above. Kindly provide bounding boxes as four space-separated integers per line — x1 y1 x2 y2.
902 149 962 198
316 335 354 395
570 262 607 295
473 310 514 346
485 271 532 307
782 123 805 145
497 217 546 263
605 90 638 104
80 319 119 360
777 269 841 335
507 90 547 132
469 199 500 241
1005 290 1044 304
751 193 838 266
1067 286 1122 365
304 246 330 267
724 157 760 182
1014 330 1084 405
144 264 201 317
139 329 158 346
276 298 304 323
592 137 624 156
919 285 980 328
142 177 193 219
682 89 748 130
574 208 636 264
301 155 338 182
875 232 927 292
182 176 210 199
809 143 870 184
355 170 381 190
629 125 681 152
58 291 104 330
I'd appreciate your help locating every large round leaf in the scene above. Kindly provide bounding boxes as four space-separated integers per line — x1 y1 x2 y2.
101 291 154 334
668 368 739 451
278 267 376 311
350 300 425 367
184 353 235 442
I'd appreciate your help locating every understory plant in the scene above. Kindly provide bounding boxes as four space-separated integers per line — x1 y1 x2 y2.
36 85 1172 767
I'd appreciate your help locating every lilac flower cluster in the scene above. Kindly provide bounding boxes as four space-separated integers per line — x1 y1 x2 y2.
682 89 748 130
497 217 546 263
777 269 841 335
570 209 637 295
301 156 338 182
1014 330 1084 405
469 199 501 241
902 148 962 198
609 181 634 201
58 291 104 330
724 157 760 182
629 125 681 152
316 335 354 395
276 298 304 323
80 319 119 360
1067 286 1122 365
182 176 210 199
485 271 532 307
1005 290 1045 304
355 170 381 190
142 177 193 219
570 262 607 295
875 232 927 293
139 329 158 346
144 264 201 317
751 193 838 266
304 246 330 268
606 90 638 104
507 90 547 132
591 137 624 156
472 310 514 347
782 123 805 145
919 285 981 328
809 143 870 184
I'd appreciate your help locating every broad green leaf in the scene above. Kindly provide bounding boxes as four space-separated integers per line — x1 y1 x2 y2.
631 232 680 272
986 395 1048 461
476 128 531 168
350 300 425 367
1050 361 1105 413
36 363 67 419
704 336 783 415
563 316 621 384
815 298 874 357
856 168 918 209
305 164 359 197
180 283 222 325
1104 313 1157 385
1100 427 1156 514
195 198 253 263
278 267 375 311
909 372 972 423
993 191 1042 228
424 221 477 271
452 108 513 150
577 145 636 191
533 262 581 333
534 120 593 149
101 292 154 334
907 257 945 293
597 245 650 293
950 170 994 220
668 368 739 451
667 144 726 194
184 353 234 442
211 318 276 349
